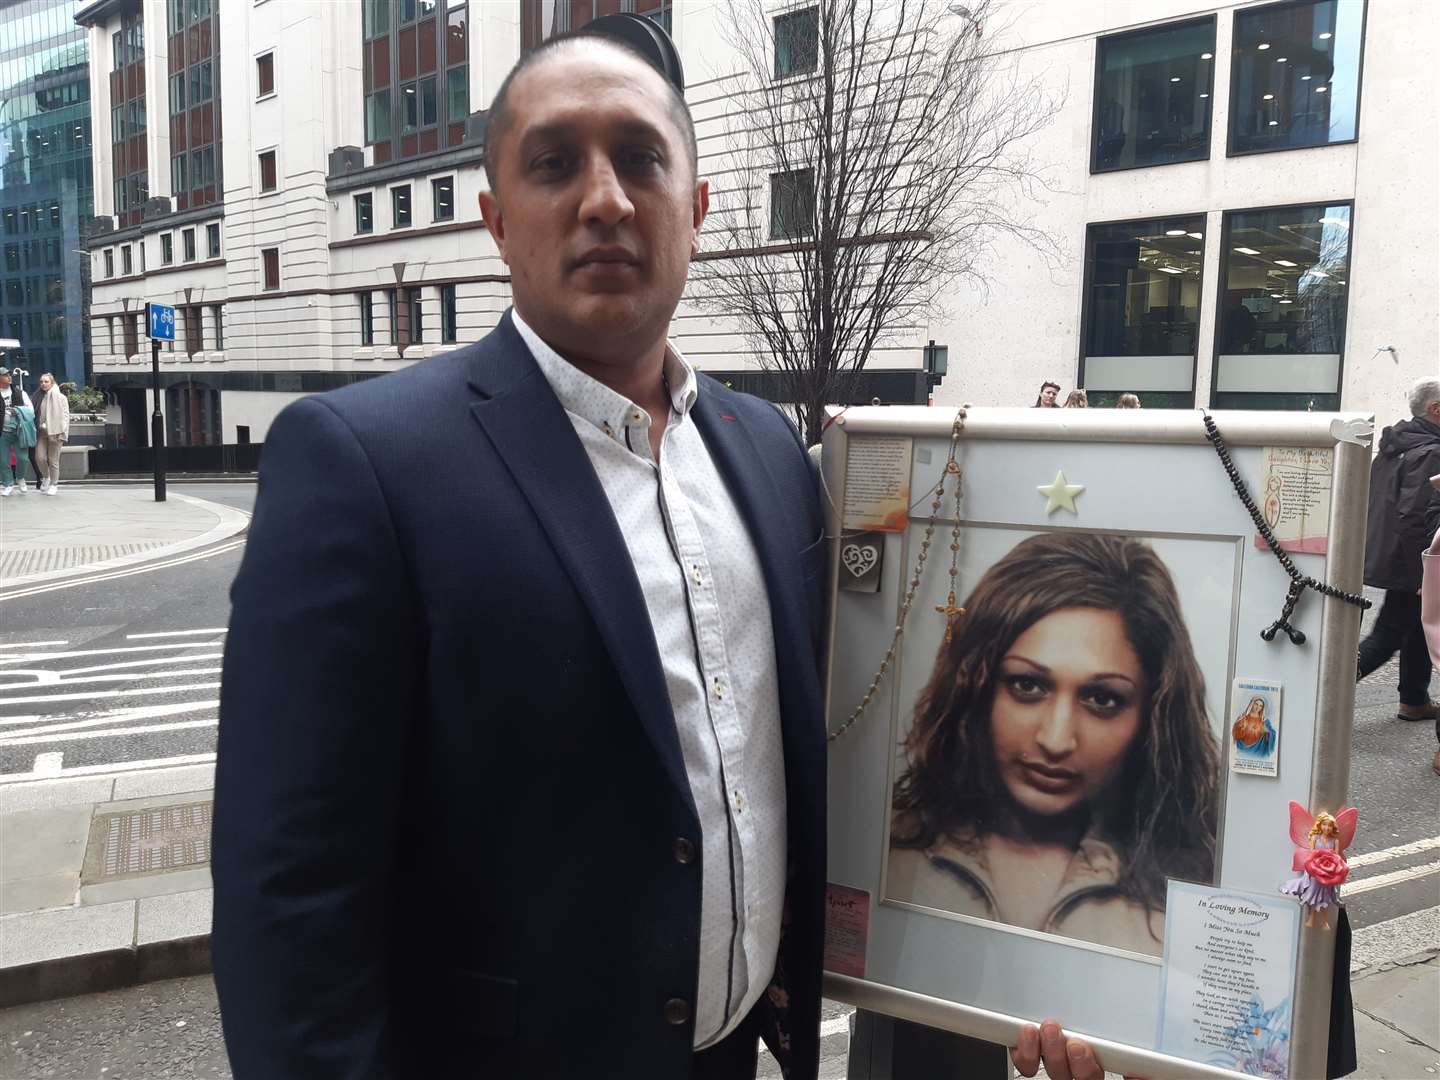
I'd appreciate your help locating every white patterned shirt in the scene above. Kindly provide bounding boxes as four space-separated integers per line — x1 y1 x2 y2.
513 311 787 1049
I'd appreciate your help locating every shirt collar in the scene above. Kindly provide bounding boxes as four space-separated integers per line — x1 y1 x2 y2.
510 309 697 442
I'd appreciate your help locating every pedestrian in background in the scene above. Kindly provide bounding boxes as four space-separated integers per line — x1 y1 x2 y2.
34 372 69 495
1033 380 1060 407
1117 393 1141 408
1063 389 1088 408
0 369 32 497
1358 376 1440 721
25 375 41 492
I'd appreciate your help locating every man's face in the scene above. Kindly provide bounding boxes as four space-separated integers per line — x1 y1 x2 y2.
1428 398 1440 424
479 44 707 363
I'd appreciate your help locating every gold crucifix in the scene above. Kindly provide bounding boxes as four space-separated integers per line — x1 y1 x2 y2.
935 591 965 642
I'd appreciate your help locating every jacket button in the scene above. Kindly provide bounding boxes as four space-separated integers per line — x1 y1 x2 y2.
664 998 690 1026
672 837 696 865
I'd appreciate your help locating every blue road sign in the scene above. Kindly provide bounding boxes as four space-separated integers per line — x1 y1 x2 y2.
147 302 176 342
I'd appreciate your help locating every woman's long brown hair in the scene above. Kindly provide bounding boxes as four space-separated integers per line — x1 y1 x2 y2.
891 532 1220 915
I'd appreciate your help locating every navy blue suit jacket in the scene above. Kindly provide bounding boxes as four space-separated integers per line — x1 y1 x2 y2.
212 313 828 1079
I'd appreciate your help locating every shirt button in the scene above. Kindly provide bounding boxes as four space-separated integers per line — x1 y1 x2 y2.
692 565 703 587
629 409 645 425
713 678 724 701
733 790 745 814
664 998 690 1026
672 837 696 865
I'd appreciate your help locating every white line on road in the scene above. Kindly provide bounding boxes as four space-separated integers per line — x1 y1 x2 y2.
126 628 228 640
0 751 216 782
0 699 218 739
0 642 220 665
1344 860 1440 897
0 666 222 691
0 717 219 745
1349 836 1440 868
0 538 247 602
0 640 69 650
32 752 62 775
0 681 221 707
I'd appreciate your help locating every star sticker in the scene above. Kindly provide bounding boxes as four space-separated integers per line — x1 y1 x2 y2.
1038 469 1085 515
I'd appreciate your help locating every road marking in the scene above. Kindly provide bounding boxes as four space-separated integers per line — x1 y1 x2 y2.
0 538 246 601
0 642 220 664
0 681 221 706
0 666 223 691
0 751 216 782
1349 836 1440 868
32 752 62 775
1344 860 1440 897
0 699 218 739
0 717 220 745
126 628 229 640
0 640 69 649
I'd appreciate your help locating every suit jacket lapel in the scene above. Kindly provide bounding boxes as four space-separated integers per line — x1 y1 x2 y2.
466 315 696 817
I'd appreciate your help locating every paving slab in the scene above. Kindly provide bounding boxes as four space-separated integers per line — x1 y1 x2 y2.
1353 959 1440 1053
1351 1008 1440 1079
0 775 115 815
81 866 211 906
0 804 92 880
0 900 135 969
137 889 212 946
111 763 215 802
0 872 77 915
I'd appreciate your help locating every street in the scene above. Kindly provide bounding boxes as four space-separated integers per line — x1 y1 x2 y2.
0 483 1435 1077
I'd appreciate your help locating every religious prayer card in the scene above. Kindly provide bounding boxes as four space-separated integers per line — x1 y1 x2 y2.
1255 447 1333 555
1229 677 1282 778
1157 882 1300 1079
841 436 913 533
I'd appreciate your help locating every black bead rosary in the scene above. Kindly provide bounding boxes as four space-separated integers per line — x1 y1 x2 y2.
1202 412 1370 645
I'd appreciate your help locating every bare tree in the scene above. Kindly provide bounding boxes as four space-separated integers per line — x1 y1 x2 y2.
690 0 1062 444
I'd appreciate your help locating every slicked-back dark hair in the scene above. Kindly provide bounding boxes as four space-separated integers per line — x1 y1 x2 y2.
482 31 698 192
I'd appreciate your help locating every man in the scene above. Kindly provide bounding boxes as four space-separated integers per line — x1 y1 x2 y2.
0 369 32 497
213 25 1108 1080
1357 376 1440 721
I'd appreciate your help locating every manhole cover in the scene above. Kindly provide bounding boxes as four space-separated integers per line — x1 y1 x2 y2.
83 801 213 883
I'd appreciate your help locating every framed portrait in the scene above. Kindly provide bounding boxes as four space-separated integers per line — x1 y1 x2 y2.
819 407 1371 1079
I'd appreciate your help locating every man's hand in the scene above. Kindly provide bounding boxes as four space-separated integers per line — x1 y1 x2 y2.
1011 1019 1148 1080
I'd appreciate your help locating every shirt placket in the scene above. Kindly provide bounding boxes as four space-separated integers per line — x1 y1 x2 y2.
654 423 756 1029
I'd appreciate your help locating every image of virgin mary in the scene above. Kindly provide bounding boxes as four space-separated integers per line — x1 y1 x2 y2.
1232 697 1276 758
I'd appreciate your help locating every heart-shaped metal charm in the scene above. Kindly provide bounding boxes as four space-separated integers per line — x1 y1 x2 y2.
841 543 879 579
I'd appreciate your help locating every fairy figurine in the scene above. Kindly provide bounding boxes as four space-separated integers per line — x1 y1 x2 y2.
1281 801 1357 929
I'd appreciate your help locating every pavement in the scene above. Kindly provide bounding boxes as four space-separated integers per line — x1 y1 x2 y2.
0 485 249 592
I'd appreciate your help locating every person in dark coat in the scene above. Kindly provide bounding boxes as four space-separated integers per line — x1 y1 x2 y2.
1357 376 1440 720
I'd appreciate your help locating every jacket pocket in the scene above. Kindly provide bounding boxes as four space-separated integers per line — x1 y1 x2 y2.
443 969 519 1039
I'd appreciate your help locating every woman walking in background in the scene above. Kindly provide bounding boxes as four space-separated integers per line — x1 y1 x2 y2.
1063 390 1088 408
34 373 69 495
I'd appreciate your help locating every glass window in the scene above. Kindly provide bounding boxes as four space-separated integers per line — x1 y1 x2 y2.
355 192 374 234
207 223 221 258
769 169 815 240
183 228 196 261
432 176 454 221
401 0 417 23
360 292 375 345
1229 0 1363 155
401 81 419 131
364 0 391 38
121 245 132 275
1214 203 1352 410
262 247 280 290
1080 215 1205 407
170 73 185 115
1093 17 1215 172
111 105 124 142
409 289 424 343
104 249 114 278
161 233 173 264
112 30 123 70
392 185 412 227
257 52 275 97
172 153 187 194
365 90 392 144
259 150 278 192
774 8 819 78
446 66 468 125
388 288 400 344
441 283 457 343
639 3 672 34
213 305 224 350
420 76 438 127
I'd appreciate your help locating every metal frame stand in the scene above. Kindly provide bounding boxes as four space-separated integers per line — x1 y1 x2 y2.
847 1010 1010 1079
150 336 166 502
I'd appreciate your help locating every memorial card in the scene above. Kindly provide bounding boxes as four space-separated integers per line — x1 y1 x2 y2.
1229 678 1282 778
842 436 913 532
1256 447 1333 555
1157 882 1300 1079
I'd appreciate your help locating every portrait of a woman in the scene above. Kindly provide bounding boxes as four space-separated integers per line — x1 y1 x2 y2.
887 532 1221 956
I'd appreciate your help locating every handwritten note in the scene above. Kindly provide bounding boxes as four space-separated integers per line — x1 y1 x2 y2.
1158 882 1300 1078
1256 447 1333 555
842 437 913 533
823 883 871 978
